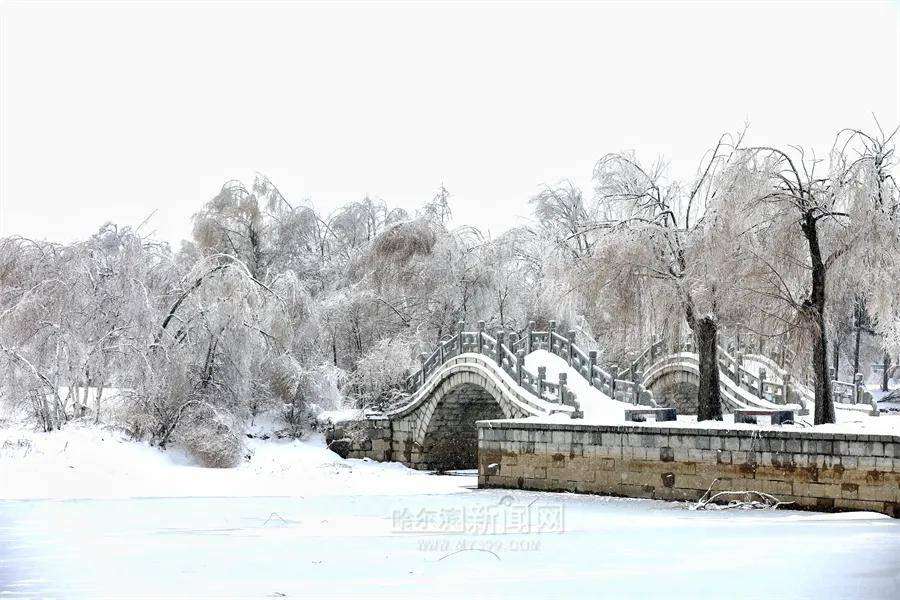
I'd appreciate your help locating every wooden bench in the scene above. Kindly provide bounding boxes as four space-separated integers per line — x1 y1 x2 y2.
624 407 677 422
733 408 794 425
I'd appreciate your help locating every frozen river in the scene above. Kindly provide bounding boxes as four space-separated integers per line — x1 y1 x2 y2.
2 482 900 598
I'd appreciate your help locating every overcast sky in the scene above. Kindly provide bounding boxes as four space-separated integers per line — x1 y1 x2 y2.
1 1 898 246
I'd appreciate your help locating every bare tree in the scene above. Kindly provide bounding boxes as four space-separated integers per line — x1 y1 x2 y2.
588 134 756 420
738 124 899 423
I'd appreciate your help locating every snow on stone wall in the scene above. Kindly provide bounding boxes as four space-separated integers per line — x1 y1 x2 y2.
478 420 900 517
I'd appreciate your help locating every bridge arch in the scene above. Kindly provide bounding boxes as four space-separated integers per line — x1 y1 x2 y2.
417 382 506 470
395 366 529 470
386 356 541 470
643 362 700 415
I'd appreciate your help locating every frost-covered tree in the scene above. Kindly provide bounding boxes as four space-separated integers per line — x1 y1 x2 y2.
0 226 168 430
587 135 756 421
530 181 595 259
123 255 297 463
737 125 900 423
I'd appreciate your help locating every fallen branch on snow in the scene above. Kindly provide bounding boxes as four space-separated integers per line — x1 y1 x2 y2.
690 478 794 511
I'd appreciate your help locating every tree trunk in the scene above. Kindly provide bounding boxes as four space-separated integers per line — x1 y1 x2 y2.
853 303 863 377
811 310 835 423
832 340 840 380
802 213 835 424
331 332 338 366
95 382 104 424
81 381 90 419
695 315 723 421
39 391 54 432
883 352 891 392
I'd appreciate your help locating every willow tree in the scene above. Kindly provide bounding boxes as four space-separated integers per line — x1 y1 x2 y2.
590 137 755 421
739 125 899 424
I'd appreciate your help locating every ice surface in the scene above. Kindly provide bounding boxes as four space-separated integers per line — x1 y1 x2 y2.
2 401 899 597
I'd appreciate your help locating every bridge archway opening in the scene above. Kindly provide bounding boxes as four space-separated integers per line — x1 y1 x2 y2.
647 370 699 415
420 383 505 471
653 380 699 414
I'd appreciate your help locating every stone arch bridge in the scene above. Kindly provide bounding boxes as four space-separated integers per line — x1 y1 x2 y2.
327 321 876 470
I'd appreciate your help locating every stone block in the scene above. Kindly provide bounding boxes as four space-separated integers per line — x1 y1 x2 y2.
875 457 893 470
858 456 877 469
673 449 691 461
760 479 793 496
834 498 885 513
841 456 859 470
700 449 719 463
604 433 622 447
626 433 643 447
739 438 759 452
856 485 898 503
816 440 834 455
551 430 572 445
849 441 866 456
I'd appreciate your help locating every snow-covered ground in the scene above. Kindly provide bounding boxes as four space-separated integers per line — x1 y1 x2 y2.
0 422 463 500
2 425 900 598
2 366 899 597
525 349 635 421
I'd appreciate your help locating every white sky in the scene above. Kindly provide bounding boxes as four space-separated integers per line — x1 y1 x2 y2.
1 1 898 246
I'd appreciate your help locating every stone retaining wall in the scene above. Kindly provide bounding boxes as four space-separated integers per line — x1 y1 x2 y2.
477 420 900 517
327 417 393 462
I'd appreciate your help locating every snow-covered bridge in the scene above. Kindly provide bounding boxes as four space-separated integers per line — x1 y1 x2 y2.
327 322 587 470
327 321 879 471
628 334 879 417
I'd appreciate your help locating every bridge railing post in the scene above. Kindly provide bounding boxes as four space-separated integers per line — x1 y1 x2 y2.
637 384 653 407
537 366 546 398
496 331 505 366
735 351 744 388
516 349 525 386
508 333 519 373
634 370 643 404
477 320 485 355
527 320 535 354
558 373 567 405
567 330 576 366
758 367 766 399
854 372 863 405
783 372 792 404
549 320 557 354
457 321 464 356
439 340 445 365
419 352 428 386
610 365 618 400
588 350 597 385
